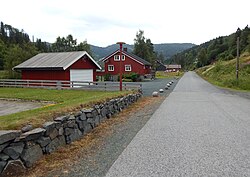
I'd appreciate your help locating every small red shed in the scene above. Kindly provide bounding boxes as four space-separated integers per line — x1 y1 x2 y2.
13 51 101 82
98 49 152 79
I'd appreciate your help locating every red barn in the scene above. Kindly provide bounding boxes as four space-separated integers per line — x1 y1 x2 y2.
13 51 101 82
98 49 152 80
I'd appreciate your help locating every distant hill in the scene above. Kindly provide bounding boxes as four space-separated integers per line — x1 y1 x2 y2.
90 43 195 61
169 25 250 69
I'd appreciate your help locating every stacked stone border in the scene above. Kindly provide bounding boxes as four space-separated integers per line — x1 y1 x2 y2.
0 93 141 175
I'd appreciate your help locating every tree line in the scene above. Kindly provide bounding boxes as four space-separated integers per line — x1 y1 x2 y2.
0 20 164 79
169 25 250 69
0 21 92 78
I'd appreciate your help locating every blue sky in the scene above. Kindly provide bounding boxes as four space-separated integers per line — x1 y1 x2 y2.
0 0 249 47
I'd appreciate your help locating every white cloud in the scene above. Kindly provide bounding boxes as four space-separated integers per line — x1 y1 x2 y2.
0 0 249 47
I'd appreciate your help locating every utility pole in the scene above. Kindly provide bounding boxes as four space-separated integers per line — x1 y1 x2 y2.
116 42 125 91
236 37 240 81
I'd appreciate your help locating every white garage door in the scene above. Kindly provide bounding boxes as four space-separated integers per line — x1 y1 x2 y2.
70 69 93 87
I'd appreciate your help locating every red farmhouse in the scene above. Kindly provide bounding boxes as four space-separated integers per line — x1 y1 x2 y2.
100 49 152 80
14 51 101 82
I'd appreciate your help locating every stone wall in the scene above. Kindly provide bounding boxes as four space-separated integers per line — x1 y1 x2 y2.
0 93 141 175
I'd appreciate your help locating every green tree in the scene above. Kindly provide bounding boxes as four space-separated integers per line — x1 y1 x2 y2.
133 30 156 67
0 38 6 70
77 40 92 55
197 48 207 67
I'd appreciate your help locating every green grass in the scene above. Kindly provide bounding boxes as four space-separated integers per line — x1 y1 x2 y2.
155 71 184 79
0 87 130 130
196 52 250 91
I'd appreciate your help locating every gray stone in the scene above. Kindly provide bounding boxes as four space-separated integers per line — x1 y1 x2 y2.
74 111 82 117
66 120 77 128
165 86 169 90
84 123 93 134
82 108 94 114
86 112 93 118
58 127 64 136
21 144 43 167
54 122 61 129
64 128 74 136
67 129 82 144
21 124 33 133
9 142 25 154
94 115 101 126
0 161 7 173
3 147 20 160
0 143 9 152
0 130 21 145
79 112 87 121
45 136 65 154
54 115 69 123
0 153 9 161
43 122 56 136
76 119 88 131
48 128 59 140
101 108 107 118
20 128 45 141
36 137 51 147
1 159 26 176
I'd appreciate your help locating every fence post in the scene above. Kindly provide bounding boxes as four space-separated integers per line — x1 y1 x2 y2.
105 83 107 91
57 81 62 90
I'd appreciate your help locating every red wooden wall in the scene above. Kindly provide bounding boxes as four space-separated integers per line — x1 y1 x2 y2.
21 56 98 81
103 53 151 76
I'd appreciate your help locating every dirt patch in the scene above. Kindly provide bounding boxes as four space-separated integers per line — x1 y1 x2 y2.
16 96 166 177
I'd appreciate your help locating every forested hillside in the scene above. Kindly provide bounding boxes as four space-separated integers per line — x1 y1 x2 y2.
0 21 194 79
0 21 92 78
169 26 250 69
91 43 195 60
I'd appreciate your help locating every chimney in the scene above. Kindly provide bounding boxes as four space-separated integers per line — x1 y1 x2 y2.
123 47 128 52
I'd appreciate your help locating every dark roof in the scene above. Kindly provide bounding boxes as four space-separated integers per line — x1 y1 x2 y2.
14 51 102 70
102 50 152 66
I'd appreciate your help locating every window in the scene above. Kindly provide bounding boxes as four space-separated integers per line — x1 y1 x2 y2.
114 55 120 61
108 65 114 71
125 65 131 71
114 55 125 61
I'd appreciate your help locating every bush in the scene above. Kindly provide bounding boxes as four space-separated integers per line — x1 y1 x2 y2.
123 72 140 82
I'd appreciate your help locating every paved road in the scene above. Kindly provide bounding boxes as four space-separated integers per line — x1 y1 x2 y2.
105 71 250 177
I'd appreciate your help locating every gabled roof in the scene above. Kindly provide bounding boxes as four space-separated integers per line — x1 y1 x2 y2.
102 50 152 66
13 51 102 70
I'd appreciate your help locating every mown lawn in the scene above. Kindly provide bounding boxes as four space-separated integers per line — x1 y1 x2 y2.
196 52 250 91
0 87 130 130
155 71 184 79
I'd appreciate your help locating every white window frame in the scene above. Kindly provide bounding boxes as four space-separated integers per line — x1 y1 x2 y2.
114 55 120 61
125 65 131 71
108 65 114 71
114 55 125 61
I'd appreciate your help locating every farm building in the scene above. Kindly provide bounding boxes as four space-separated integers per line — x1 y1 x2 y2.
156 60 166 71
13 51 101 82
165 64 182 72
98 48 152 81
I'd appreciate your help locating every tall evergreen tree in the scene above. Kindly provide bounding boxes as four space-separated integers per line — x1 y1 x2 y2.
133 30 156 67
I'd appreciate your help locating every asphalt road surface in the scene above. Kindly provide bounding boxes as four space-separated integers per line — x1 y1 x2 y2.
106 71 250 177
